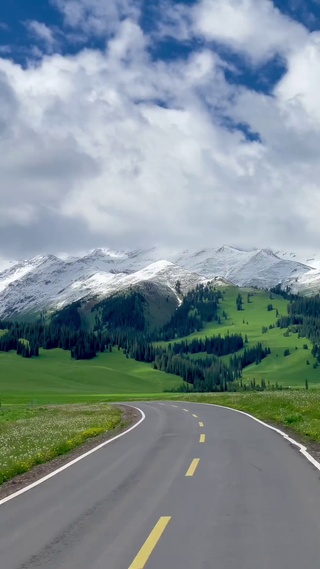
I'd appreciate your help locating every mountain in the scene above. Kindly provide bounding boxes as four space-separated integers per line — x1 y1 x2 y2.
0 255 207 319
171 246 310 287
0 246 316 319
273 250 320 294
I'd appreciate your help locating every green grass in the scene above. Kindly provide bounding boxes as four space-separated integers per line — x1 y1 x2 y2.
0 403 122 484
166 287 320 387
1 287 320 408
0 348 181 404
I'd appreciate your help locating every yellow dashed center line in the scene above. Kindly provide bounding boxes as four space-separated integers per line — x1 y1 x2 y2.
192 414 198 418
128 517 171 568
185 458 200 477
171 405 178 408
183 409 189 412
199 434 206 443
199 421 204 427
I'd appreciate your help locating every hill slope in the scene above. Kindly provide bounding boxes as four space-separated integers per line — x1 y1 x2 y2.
172 287 319 387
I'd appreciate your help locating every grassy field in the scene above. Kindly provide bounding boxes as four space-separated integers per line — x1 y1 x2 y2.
0 403 122 484
0 287 318 406
0 348 181 404
172 287 319 387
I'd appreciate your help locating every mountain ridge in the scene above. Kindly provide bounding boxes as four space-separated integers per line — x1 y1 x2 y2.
0 245 318 318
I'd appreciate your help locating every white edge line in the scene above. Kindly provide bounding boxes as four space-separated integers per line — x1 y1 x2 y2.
0 406 146 508
181 401 320 472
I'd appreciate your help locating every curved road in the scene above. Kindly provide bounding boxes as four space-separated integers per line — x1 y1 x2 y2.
1 401 320 568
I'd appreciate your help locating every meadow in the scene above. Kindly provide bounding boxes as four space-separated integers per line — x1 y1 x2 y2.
0 348 181 404
0 403 121 484
180 287 319 387
0 287 319 408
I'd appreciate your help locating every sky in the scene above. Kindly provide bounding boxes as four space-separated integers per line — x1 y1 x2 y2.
0 0 320 260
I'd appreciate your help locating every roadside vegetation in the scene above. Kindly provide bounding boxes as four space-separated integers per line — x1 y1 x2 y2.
0 403 122 485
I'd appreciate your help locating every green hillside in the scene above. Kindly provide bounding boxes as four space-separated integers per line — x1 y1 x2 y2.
86 282 179 333
170 287 319 387
0 348 181 404
1 285 320 403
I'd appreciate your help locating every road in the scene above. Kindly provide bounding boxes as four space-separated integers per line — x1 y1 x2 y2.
1 401 320 568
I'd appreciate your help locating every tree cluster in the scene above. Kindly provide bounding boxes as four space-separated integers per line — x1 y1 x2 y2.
168 333 244 357
93 291 146 332
157 284 223 340
0 321 111 360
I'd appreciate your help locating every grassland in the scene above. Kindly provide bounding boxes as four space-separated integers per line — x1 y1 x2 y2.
0 348 181 404
174 287 319 387
0 287 319 407
0 403 122 484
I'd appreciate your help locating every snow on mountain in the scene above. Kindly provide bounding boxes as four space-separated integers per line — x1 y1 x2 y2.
172 246 254 278
272 250 320 294
276 250 320 270
0 255 60 294
118 260 207 295
0 255 205 318
172 246 311 288
0 245 318 318
57 261 206 308
0 258 15 273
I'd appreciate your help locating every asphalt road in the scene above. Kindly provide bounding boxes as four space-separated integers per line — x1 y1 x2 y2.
1 401 320 568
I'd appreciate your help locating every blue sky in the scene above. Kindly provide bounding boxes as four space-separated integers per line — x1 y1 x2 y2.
0 0 319 259
1 0 314 90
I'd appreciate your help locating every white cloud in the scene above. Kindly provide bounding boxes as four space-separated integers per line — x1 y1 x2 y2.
0 2 320 257
26 21 57 50
275 32 320 124
52 0 141 37
191 0 308 63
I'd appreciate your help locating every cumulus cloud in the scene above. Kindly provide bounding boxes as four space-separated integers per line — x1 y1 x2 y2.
192 0 307 63
0 0 320 259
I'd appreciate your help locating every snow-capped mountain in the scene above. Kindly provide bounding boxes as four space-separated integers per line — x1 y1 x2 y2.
0 254 207 318
274 250 320 294
0 245 317 318
172 246 310 287
276 250 320 270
